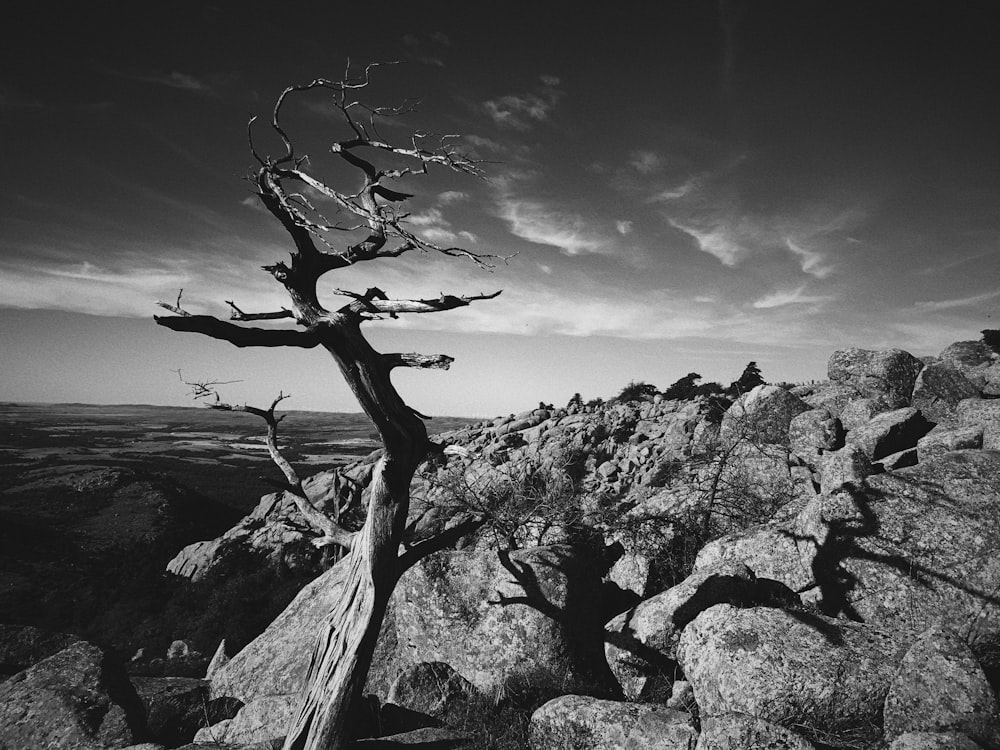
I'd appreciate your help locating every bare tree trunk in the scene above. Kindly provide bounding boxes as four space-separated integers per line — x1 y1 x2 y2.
156 66 501 750
283 321 425 750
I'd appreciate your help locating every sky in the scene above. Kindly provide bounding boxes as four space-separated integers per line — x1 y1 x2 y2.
2 1 999 418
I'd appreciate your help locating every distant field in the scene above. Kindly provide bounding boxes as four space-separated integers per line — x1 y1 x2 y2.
0 402 476 511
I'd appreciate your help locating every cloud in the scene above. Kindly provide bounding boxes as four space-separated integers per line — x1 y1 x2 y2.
438 191 468 205
913 289 1000 312
785 238 834 278
752 285 833 309
481 76 562 130
668 219 744 266
629 150 663 174
648 180 696 202
408 208 447 227
616 220 633 236
419 227 458 244
100 64 214 93
497 197 609 255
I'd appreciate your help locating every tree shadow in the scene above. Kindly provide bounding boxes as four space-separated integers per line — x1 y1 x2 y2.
779 465 1000 642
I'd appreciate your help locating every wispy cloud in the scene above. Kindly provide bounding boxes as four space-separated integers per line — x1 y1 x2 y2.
497 197 609 255
481 76 562 131
616 220 633 236
100 65 215 94
785 238 834 278
438 191 468 205
913 289 1000 312
629 150 663 174
752 284 833 309
668 218 745 266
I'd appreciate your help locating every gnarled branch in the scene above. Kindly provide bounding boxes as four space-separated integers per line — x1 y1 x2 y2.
396 512 486 576
226 300 296 322
336 288 502 317
383 353 454 370
155 314 322 349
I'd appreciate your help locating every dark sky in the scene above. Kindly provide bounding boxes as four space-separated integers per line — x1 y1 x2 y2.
2 2 998 414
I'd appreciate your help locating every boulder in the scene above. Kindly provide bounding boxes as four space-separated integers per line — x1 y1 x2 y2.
719 385 811 447
796 382 861 418
130 676 238 747
0 641 146 750
604 562 798 700
788 408 842 469
839 396 893 431
939 341 996 371
527 695 695 750
843 407 933 461
696 712 817 749
167 469 348 581
828 347 925 408
883 627 1000 747
386 662 476 723
696 450 1000 638
911 361 980 424
193 694 294 746
916 426 983 462
677 604 905 736
209 554 352 702
833 450 1000 635
394 544 614 698
956 399 1000 450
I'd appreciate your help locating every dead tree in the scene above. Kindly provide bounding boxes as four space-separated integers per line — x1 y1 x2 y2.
154 63 499 750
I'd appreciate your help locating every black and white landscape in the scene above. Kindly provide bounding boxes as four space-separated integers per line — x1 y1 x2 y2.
2 2 1000 749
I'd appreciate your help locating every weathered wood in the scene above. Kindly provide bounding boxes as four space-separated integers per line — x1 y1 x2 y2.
154 65 502 750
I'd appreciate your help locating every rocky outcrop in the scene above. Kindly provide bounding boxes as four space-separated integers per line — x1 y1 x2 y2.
0 641 146 750
910 361 980 424
394 544 614 697
883 627 1000 748
916 425 983 461
827 347 925 408
843 406 933 460
677 604 905 737
528 695 696 750
167 469 350 581
719 385 811 446
957 399 1000 450
604 562 798 700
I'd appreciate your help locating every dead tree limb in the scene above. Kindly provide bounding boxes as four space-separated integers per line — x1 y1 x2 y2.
155 63 502 750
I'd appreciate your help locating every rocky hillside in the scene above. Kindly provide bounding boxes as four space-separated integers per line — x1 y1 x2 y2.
4 338 1000 749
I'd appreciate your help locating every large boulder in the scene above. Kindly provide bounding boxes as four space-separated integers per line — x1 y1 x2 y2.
939 340 999 391
788 408 842 470
916 426 984 462
883 627 1000 748
209 554 353 702
839 396 892 431
828 348 925 408
677 604 905 739
0 641 146 750
911 361 980 425
394 544 615 697
843 407 933 461
956 400 1000 450
527 695 696 750
719 385 811 447
889 731 985 749
604 562 798 700
698 450 1000 638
